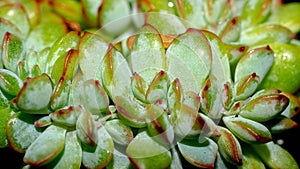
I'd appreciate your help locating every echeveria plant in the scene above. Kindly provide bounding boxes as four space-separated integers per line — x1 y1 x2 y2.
0 0 300 169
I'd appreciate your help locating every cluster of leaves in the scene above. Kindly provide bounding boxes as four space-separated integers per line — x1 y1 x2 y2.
0 0 300 169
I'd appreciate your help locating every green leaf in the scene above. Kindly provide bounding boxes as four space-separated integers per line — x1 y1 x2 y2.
177 138 218 168
241 0 271 29
234 73 260 101
82 125 114 169
105 119 133 146
50 105 84 129
106 148 132 169
76 79 110 115
200 76 224 119
50 76 71 111
145 12 187 34
146 70 170 104
102 45 133 101
76 109 98 146
216 126 243 165
234 45 274 84
223 115 272 144
0 69 23 97
167 78 183 113
146 104 174 145
81 0 102 27
1 32 25 73
131 72 148 102
79 32 108 81
129 24 166 84
50 131 82 169
98 0 131 37
167 28 211 93
0 18 22 47
50 0 87 26
126 130 172 169
268 2 300 33
51 49 79 85
115 96 147 128
6 113 44 153
0 108 12 148
252 141 299 169
175 0 206 28
13 74 52 113
25 22 67 52
218 17 241 43
240 24 294 47
238 144 266 169
23 125 66 167
0 3 30 38
239 94 289 122
46 31 80 75
171 103 202 138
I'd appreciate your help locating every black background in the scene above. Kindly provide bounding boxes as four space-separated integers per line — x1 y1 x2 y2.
1 0 300 168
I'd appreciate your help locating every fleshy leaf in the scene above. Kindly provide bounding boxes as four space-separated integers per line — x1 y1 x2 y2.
240 24 294 47
79 32 108 81
234 73 260 101
268 2 300 33
105 119 133 146
129 24 166 84
106 148 132 169
49 131 82 169
252 141 299 169
0 18 22 46
145 12 187 34
238 144 266 169
45 31 80 75
175 0 207 28
50 76 71 111
216 126 243 165
239 93 289 122
146 104 174 145
77 79 110 115
25 22 67 52
13 74 53 113
82 125 114 169
131 72 148 102
76 109 98 146
98 0 131 37
0 69 23 97
1 32 25 73
171 103 202 138
223 115 272 144
51 49 79 85
167 28 211 93
218 17 241 43
0 3 30 38
23 125 66 167
200 76 224 119
6 113 44 153
0 108 12 148
178 138 218 168
234 45 274 84
115 96 147 128
126 130 172 169
81 0 102 27
167 78 183 113
50 105 84 129
102 45 133 101
241 0 271 29
170 147 183 169
146 70 170 104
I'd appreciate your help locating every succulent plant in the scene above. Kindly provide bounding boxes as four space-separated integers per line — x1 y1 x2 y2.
0 0 300 169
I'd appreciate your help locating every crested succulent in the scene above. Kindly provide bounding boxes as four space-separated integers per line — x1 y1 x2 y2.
0 0 300 169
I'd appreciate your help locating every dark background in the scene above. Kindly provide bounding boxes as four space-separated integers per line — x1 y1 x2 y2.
1 0 300 168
